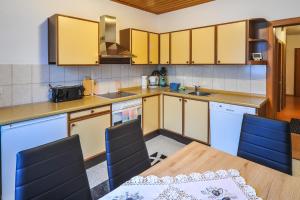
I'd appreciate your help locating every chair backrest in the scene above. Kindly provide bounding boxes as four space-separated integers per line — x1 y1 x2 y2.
105 119 151 190
238 114 292 175
15 135 92 200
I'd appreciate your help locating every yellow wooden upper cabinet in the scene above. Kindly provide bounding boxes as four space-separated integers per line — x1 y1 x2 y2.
171 30 190 64
143 95 160 135
217 21 247 64
160 33 170 64
149 33 159 64
48 15 99 66
192 26 215 64
131 29 148 64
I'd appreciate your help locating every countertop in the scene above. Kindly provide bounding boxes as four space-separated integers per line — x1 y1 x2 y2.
0 87 267 125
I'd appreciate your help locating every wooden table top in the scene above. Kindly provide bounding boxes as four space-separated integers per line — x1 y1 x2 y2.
142 142 300 200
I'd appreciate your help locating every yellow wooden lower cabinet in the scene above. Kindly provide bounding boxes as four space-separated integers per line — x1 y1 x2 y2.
143 95 160 135
293 159 300 176
163 95 183 134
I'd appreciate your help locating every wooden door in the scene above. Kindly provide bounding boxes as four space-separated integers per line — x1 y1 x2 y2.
184 99 209 143
149 33 159 64
69 114 110 160
132 29 148 64
143 95 159 135
160 33 170 64
57 16 99 65
163 95 183 134
295 48 300 97
192 26 215 64
217 21 246 64
171 30 190 64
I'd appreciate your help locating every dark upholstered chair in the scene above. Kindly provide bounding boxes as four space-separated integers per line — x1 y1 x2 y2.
238 114 292 175
105 119 151 190
15 135 92 200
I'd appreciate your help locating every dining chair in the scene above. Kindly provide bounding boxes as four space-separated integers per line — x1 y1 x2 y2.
15 135 92 200
238 114 292 175
105 119 151 190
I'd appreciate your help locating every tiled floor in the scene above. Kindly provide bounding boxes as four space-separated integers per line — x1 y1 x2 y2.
277 96 300 122
86 135 186 199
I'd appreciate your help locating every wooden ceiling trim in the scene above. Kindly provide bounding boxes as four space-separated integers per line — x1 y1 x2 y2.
111 0 214 14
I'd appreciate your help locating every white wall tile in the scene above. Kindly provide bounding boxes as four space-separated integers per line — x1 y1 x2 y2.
91 66 101 80
224 66 238 92
237 65 251 93
64 67 79 82
50 65 64 83
0 85 12 107
121 77 129 88
78 67 91 81
212 66 225 90
12 84 32 105
200 66 213 89
101 65 112 79
251 65 267 95
32 83 49 103
31 65 49 84
0 64 12 85
12 64 32 84
111 65 121 78
121 65 129 77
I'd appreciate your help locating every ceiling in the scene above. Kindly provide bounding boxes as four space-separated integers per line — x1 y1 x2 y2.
111 0 214 14
286 25 300 35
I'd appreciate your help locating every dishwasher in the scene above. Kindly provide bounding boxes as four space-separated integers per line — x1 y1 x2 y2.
210 102 256 156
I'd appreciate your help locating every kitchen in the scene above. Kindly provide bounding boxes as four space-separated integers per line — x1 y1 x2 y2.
1 0 300 200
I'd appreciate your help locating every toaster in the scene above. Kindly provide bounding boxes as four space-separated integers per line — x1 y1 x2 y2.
50 85 84 103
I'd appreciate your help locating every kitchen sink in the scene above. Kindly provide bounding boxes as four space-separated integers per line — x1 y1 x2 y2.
188 91 211 96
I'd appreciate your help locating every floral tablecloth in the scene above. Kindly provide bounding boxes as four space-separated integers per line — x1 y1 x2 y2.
100 169 262 200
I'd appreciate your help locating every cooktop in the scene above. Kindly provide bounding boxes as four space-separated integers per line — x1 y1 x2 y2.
97 92 136 99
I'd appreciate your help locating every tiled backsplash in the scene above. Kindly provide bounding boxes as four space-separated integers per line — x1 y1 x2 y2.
165 65 266 95
0 64 266 108
0 64 156 108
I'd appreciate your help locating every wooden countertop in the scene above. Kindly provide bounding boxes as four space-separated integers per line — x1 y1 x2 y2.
142 142 300 200
0 87 267 125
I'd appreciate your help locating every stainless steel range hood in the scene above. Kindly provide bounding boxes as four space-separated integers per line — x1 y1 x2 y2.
99 15 133 64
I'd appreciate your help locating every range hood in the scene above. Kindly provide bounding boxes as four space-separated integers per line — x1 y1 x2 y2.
99 15 133 64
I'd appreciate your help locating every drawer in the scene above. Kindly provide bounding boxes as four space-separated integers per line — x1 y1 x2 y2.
69 106 111 120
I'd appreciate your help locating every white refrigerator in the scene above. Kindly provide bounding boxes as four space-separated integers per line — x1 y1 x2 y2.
1 114 68 200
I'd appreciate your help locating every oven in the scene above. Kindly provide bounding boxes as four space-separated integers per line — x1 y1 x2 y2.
111 99 142 126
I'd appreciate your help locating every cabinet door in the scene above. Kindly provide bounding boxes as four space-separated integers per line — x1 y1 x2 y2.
70 114 110 160
132 29 148 64
160 33 170 64
171 30 190 64
58 16 99 65
192 26 215 64
184 99 209 143
143 95 159 135
163 95 183 134
217 21 246 64
149 33 159 64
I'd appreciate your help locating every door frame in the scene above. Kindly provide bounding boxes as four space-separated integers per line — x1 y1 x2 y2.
267 17 300 118
295 48 300 97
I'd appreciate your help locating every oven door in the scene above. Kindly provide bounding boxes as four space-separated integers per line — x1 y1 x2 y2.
112 106 142 126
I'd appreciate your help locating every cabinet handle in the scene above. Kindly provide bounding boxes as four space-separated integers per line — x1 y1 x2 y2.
71 124 76 127
149 61 152 64
192 61 195 64
132 60 135 64
179 99 182 102
217 60 221 64
166 61 169 64
186 61 189 64
95 61 98 64
144 99 147 102
91 110 95 114
184 100 187 103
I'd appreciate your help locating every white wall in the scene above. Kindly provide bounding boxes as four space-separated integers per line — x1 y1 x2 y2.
286 34 300 95
157 0 300 32
0 0 158 64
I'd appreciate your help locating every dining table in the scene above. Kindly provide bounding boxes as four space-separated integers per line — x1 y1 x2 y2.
102 142 300 200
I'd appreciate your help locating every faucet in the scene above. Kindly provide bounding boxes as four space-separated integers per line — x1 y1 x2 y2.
194 85 201 93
